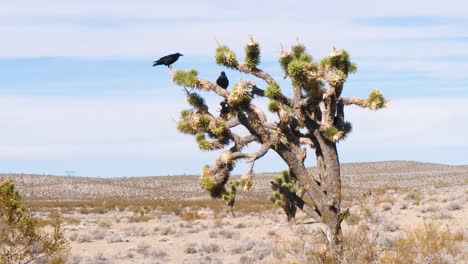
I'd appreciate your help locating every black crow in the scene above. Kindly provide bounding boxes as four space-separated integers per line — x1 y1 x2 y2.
216 71 229 89
153 53 183 67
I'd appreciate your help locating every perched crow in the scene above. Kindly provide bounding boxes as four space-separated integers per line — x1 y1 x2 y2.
216 71 229 89
153 53 183 67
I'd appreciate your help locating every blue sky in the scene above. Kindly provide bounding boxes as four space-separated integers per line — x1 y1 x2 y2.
0 1 467 177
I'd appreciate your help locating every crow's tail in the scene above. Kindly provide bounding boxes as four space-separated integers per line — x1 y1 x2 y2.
152 61 161 67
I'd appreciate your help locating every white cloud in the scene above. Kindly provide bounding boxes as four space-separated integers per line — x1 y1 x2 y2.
0 1 467 59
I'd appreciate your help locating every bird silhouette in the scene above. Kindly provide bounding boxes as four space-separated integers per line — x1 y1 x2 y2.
216 71 229 89
153 53 183 68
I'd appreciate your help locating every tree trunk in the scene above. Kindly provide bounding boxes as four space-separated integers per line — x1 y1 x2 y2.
314 131 343 262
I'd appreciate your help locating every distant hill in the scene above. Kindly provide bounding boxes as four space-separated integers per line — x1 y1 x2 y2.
2 161 467 201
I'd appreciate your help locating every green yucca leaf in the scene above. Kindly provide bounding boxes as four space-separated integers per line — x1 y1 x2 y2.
291 43 307 57
367 89 387 110
215 45 238 68
187 93 206 109
173 69 199 87
265 82 282 99
279 52 294 75
245 40 261 69
268 100 280 113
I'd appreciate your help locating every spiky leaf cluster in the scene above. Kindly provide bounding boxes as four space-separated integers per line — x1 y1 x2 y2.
268 100 280 113
245 39 260 69
222 181 239 203
279 43 316 83
367 89 387 110
195 132 224 151
199 165 225 198
228 81 251 108
187 93 207 110
320 49 357 76
325 69 347 88
173 69 199 87
268 170 298 207
215 45 238 68
264 82 282 99
279 52 294 75
323 126 347 143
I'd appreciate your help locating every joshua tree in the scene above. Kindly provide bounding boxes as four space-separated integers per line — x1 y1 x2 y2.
269 170 303 222
166 36 386 261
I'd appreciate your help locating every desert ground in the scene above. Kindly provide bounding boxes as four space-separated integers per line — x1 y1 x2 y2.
4 161 468 263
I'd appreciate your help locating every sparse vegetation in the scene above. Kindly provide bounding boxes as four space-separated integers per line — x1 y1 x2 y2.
0 161 465 263
0 178 69 263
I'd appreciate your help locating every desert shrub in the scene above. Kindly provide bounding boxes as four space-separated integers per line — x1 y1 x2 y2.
98 219 112 228
159 226 175 236
231 239 256 254
75 233 93 243
91 227 107 240
344 213 360 226
91 252 110 264
380 202 393 211
68 254 83 264
143 247 167 259
234 223 247 229
184 243 198 254
219 230 239 239
63 216 81 225
68 232 78 242
179 210 206 222
124 226 151 237
106 233 124 243
200 242 221 253
136 241 151 254
380 223 464 264
446 202 462 211
0 178 69 263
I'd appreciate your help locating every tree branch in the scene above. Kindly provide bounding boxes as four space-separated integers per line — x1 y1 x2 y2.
247 80 294 107
271 181 321 221
237 64 275 84
341 97 367 108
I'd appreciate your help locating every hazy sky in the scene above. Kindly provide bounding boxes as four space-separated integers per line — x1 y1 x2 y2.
1 1 467 177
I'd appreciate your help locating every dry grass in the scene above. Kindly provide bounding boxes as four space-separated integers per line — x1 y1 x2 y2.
179 210 207 222
380 223 465 264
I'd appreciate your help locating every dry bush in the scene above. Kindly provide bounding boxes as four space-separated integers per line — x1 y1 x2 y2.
380 202 393 211
63 216 81 225
345 213 360 226
75 233 92 243
380 223 465 264
0 179 69 263
106 233 124 243
219 230 239 239
274 221 465 264
184 243 198 254
404 188 424 203
143 247 167 260
97 219 112 228
179 210 206 222
446 202 462 211
136 241 151 254
124 226 151 237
